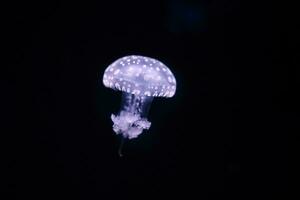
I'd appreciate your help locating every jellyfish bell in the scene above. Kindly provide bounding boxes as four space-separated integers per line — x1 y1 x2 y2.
103 55 176 142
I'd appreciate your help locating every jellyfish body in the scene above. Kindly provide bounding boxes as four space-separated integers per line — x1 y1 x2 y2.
103 55 176 139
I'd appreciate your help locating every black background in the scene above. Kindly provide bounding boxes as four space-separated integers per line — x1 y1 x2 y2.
4 0 293 199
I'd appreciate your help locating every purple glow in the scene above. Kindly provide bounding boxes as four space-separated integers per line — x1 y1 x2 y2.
103 55 176 139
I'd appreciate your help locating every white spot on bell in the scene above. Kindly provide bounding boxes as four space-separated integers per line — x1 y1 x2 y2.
144 91 151 96
169 90 175 97
113 69 120 75
103 79 109 86
132 89 140 95
115 83 120 90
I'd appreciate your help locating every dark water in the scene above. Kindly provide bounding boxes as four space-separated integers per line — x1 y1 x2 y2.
3 0 292 199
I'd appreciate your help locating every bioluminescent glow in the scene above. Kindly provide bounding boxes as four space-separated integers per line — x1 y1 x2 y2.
103 55 176 155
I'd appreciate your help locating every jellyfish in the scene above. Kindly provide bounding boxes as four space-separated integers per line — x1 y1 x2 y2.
102 55 176 156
